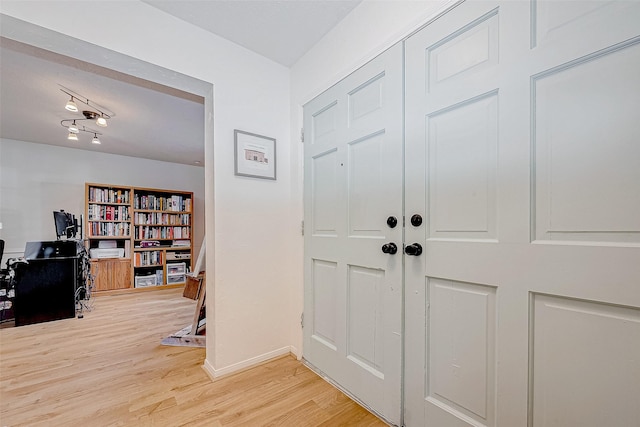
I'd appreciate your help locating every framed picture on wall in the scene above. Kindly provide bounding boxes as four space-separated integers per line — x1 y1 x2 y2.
234 130 276 180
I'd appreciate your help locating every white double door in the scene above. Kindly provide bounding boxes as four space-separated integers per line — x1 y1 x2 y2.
304 1 640 426
303 42 404 424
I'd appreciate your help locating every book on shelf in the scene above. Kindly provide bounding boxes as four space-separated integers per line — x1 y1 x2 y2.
88 204 130 221
134 250 163 267
89 187 130 204
89 222 130 237
135 226 190 240
133 193 191 212
134 212 190 225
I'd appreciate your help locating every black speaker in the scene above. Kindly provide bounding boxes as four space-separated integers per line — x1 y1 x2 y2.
14 257 79 326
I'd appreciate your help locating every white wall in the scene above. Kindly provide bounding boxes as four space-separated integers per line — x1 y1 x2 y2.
0 0 458 376
0 1 296 374
0 138 205 263
291 0 456 105
288 0 455 352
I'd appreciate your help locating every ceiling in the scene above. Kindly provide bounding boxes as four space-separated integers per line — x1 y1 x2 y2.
143 0 362 68
0 38 206 166
0 0 362 166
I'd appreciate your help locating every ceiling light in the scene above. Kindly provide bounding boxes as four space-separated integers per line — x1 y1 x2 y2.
61 119 103 143
68 120 80 134
59 87 114 144
65 96 78 112
82 110 108 127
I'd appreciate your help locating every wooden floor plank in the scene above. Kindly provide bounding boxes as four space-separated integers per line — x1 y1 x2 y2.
0 288 386 426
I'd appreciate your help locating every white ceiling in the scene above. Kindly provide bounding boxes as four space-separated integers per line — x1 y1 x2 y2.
0 1 362 166
143 0 362 67
0 37 206 166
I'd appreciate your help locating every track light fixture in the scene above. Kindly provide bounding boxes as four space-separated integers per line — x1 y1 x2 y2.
61 118 102 143
82 110 108 128
65 96 78 112
60 86 114 144
68 120 80 134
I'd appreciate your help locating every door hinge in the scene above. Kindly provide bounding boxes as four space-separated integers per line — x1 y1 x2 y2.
301 312 304 328
301 128 305 143
301 220 304 236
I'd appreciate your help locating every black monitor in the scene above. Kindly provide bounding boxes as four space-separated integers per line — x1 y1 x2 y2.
53 210 77 240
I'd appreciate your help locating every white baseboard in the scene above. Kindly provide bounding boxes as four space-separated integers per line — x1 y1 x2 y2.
202 346 293 379
202 358 216 380
290 345 302 360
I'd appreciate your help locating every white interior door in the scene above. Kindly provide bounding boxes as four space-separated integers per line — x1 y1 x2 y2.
404 1 640 426
303 43 403 424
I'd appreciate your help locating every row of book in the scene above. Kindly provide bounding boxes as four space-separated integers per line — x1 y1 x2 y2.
134 251 163 267
133 212 190 226
134 194 192 212
134 226 190 240
89 222 131 237
88 204 130 221
89 187 130 204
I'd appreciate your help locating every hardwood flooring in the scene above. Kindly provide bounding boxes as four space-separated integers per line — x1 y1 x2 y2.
0 288 386 426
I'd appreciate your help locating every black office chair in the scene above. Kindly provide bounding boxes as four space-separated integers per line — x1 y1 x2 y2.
0 239 5 277
0 239 28 282
1 239 10 283
0 239 7 322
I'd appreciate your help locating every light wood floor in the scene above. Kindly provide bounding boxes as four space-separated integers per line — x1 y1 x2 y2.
0 288 386 426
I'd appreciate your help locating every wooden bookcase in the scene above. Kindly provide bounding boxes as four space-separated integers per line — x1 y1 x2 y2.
85 183 193 292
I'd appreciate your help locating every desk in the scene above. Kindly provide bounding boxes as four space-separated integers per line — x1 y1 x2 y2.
14 240 82 326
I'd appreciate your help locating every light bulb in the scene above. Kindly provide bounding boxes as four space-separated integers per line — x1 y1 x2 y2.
96 116 107 127
68 132 79 141
68 121 79 133
92 135 101 144
65 97 78 112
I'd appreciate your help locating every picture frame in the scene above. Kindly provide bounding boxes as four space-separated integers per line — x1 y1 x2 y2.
234 129 276 180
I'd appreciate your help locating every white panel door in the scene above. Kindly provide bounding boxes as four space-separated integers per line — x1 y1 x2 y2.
404 1 640 426
303 43 403 424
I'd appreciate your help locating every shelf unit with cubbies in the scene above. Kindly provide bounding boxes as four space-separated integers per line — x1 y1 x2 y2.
85 183 193 292
132 186 192 289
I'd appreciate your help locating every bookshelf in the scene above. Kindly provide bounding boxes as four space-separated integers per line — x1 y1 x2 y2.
85 183 194 292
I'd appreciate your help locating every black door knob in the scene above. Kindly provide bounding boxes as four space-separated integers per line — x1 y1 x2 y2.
381 243 398 255
410 214 423 227
404 243 423 256
386 216 398 228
